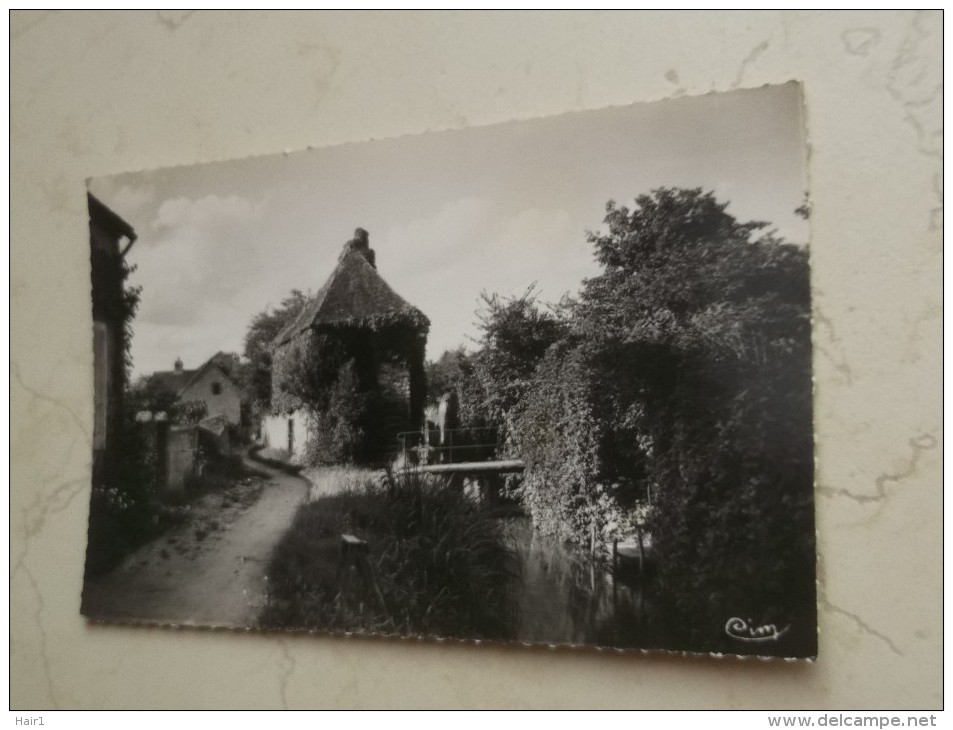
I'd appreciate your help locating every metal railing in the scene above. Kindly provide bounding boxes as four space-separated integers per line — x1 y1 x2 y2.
396 426 501 465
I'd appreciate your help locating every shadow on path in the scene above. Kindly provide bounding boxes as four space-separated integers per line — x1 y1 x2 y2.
81 452 310 628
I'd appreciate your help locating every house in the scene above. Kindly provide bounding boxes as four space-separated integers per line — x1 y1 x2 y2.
263 228 429 462
150 352 245 429
88 192 137 486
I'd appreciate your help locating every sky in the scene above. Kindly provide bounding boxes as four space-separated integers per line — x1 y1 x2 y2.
89 83 809 379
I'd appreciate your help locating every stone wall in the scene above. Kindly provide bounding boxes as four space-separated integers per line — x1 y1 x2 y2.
165 425 197 493
198 414 231 457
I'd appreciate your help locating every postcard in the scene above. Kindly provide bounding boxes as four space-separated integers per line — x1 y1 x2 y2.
82 82 815 658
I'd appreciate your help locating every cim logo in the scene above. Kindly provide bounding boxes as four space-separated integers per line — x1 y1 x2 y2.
725 617 791 643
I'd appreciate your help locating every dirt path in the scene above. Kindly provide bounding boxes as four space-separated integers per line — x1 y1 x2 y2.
81 455 309 628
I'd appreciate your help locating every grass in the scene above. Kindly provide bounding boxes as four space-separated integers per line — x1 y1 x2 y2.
302 465 382 501
259 470 520 641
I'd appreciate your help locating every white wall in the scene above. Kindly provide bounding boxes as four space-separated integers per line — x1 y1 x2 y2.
179 367 242 426
262 410 311 463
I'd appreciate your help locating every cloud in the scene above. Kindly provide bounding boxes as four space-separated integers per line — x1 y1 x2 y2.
129 194 269 330
110 183 156 213
127 193 598 375
85 178 157 233
380 198 595 358
152 194 264 231
381 197 492 271
487 206 590 302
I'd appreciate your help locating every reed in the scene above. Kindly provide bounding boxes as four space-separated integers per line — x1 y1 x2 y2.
259 470 520 640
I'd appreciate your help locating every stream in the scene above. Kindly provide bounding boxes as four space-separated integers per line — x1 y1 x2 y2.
500 516 657 649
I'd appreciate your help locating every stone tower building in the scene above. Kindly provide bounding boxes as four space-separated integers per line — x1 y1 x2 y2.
264 229 429 462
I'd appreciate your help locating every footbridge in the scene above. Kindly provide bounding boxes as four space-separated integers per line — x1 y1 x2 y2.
394 427 525 475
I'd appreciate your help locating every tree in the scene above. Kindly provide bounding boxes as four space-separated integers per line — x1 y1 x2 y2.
425 347 471 408
576 188 814 653
170 399 208 425
243 289 310 414
126 377 208 425
467 286 568 442
127 375 178 415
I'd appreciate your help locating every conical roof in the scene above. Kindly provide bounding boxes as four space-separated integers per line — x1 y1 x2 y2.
274 231 429 347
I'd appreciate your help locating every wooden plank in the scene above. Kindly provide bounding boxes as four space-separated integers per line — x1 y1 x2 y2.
404 459 525 474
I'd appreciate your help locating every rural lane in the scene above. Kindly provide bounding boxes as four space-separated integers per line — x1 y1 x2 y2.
81 455 309 628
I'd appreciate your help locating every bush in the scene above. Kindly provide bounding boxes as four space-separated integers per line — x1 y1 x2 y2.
473 189 815 654
302 360 369 465
645 351 816 653
260 471 520 640
424 288 568 443
84 415 164 575
576 189 815 654
274 327 421 465
516 342 600 543
514 340 648 550
170 399 208 425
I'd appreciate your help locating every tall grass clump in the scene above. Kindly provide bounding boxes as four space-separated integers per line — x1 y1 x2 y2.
260 471 520 640
301 464 381 501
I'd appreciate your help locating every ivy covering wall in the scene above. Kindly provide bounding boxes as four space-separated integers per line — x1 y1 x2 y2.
270 321 427 465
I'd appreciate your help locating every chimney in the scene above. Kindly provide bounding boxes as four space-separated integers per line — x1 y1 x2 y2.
339 227 376 268
174 357 183 374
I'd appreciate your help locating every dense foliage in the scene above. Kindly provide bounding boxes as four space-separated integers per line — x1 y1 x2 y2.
126 377 208 425
271 330 357 463
260 470 520 639
85 255 162 576
273 324 425 464
430 288 567 445
85 402 166 575
469 288 568 441
424 347 470 407
243 289 311 414
433 188 814 653
89 248 141 388
574 189 814 651
171 399 209 425
302 360 370 465
515 341 602 542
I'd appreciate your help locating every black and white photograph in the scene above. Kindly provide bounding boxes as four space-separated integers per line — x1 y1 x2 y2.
81 82 816 659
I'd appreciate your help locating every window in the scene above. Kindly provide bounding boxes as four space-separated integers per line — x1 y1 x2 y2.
211 382 222 395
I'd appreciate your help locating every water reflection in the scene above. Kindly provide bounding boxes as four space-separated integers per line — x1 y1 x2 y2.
501 517 657 649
